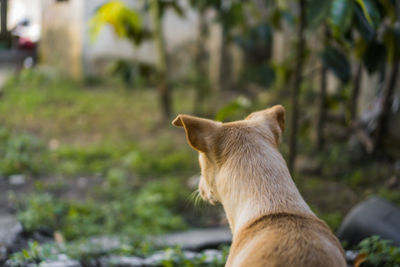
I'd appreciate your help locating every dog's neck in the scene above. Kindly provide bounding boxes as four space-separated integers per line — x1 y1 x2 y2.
217 145 314 236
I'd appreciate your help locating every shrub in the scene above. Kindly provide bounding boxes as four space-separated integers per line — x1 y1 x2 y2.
355 235 400 267
0 127 48 176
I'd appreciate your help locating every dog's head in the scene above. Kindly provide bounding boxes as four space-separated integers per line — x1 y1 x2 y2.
172 105 285 205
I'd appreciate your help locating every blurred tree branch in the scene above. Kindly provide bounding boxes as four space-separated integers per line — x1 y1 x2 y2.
288 0 307 172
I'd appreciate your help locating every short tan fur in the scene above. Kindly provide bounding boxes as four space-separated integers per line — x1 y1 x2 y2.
172 105 346 267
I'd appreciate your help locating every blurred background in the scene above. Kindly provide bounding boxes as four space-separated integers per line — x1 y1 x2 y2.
0 0 399 266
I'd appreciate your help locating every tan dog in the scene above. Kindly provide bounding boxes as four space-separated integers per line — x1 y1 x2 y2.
172 105 346 267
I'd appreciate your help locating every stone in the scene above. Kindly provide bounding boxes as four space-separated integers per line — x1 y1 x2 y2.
143 251 170 265
76 236 122 255
0 214 23 261
99 255 145 267
202 249 224 264
9 174 26 186
156 227 232 250
337 196 400 247
143 250 198 266
345 250 358 262
39 256 81 267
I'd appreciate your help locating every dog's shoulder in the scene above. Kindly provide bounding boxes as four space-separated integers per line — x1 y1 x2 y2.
227 213 346 267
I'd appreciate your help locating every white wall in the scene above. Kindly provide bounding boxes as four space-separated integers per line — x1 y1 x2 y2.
8 0 42 41
82 0 199 74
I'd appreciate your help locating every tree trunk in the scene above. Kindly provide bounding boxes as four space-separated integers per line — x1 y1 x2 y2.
150 0 171 119
194 10 209 115
0 0 8 41
316 64 327 150
349 63 362 122
372 62 399 154
288 0 307 172
219 27 230 92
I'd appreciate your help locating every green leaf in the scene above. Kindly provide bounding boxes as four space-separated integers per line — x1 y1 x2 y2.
215 96 251 122
219 2 245 31
89 0 144 44
383 26 400 62
234 23 272 58
320 46 351 83
241 64 276 88
354 0 381 40
354 5 375 41
159 0 185 17
354 36 367 59
355 0 373 24
270 8 294 29
22 249 30 259
379 0 397 23
307 0 333 28
329 0 354 38
362 41 386 73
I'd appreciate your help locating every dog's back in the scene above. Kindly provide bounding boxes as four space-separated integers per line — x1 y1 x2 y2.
227 213 346 267
172 107 346 267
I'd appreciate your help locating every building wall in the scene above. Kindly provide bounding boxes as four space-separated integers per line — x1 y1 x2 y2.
82 0 199 74
8 0 41 30
40 0 83 79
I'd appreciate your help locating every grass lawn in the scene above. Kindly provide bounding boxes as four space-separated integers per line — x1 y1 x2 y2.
1 69 399 264
0 69 224 242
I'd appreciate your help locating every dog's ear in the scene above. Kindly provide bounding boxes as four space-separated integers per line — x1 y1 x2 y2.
172 114 220 153
247 105 286 145
268 105 285 133
266 105 285 145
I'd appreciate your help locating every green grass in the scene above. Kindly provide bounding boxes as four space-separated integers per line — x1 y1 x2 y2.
17 177 189 241
0 68 199 178
1 71 160 143
3 68 400 265
0 69 204 243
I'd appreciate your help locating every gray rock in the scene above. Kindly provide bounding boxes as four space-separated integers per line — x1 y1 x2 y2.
0 214 23 261
143 250 198 266
39 257 81 267
202 249 224 264
9 174 26 186
75 236 123 255
143 249 225 266
143 251 169 265
156 227 232 250
99 255 145 267
337 196 400 246
345 250 358 262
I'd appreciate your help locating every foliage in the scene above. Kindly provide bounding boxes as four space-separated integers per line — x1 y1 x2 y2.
356 235 400 267
90 0 185 117
319 46 351 83
1 72 199 242
17 177 188 241
215 96 252 122
157 246 229 267
0 127 48 176
309 0 400 83
8 241 229 267
89 0 147 45
0 69 198 178
8 241 56 267
234 22 276 88
8 237 154 266
189 0 246 34
107 59 155 87
317 211 343 232
377 189 400 206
